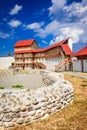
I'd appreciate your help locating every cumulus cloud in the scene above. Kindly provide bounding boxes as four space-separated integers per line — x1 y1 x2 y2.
9 4 23 15
0 31 10 39
42 40 48 45
21 0 87 46
48 0 87 27
64 2 87 18
82 0 87 5
38 0 86 45
26 22 44 30
49 27 84 45
48 0 66 16
60 27 84 43
36 20 60 38
34 19 84 45
50 36 64 45
8 20 22 27
81 17 87 24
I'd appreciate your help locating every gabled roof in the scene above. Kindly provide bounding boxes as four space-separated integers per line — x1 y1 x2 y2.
45 38 68 51
75 46 87 56
14 39 35 47
61 44 73 55
14 38 73 56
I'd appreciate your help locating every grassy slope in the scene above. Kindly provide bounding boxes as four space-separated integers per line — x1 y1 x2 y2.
25 74 87 130
1 73 87 130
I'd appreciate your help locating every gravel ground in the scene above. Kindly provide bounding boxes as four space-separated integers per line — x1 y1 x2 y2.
0 73 45 90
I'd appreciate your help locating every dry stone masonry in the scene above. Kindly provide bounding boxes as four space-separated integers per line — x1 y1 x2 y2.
0 70 74 129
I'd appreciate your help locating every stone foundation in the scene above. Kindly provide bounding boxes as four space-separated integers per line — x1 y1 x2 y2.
0 70 74 129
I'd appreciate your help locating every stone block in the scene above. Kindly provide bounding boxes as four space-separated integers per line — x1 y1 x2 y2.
17 118 24 124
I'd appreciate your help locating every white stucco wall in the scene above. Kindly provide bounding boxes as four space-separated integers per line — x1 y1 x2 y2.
68 37 73 51
36 57 61 70
0 57 14 69
83 60 87 72
73 60 82 72
72 59 87 72
40 57 64 71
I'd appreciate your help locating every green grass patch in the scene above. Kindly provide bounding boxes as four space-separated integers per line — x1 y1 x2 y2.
12 84 24 89
82 80 87 83
80 84 87 87
71 76 75 78
0 86 4 89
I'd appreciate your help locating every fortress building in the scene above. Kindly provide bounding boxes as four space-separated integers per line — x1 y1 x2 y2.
14 37 73 71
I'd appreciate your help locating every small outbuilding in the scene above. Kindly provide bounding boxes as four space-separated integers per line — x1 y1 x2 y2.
73 46 87 72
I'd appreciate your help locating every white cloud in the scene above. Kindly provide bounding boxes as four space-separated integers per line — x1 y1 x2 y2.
64 2 87 18
37 20 60 38
26 22 44 34
42 40 48 45
9 4 23 15
50 36 64 45
10 29 15 39
49 0 87 23
81 0 87 6
34 19 84 44
80 17 87 24
81 37 87 43
37 0 86 45
48 0 66 16
8 20 22 27
22 0 87 45
0 31 10 39
26 22 42 30
60 27 84 43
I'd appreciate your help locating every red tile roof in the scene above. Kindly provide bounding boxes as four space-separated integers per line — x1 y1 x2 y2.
14 39 35 47
75 46 87 56
14 38 72 55
61 44 73 55
44 38 68 51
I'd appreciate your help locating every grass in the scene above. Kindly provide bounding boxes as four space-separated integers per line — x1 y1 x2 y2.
83 80 87 82
80 84 87 87
80 79 87 87
12 84 24 89
0 86 4 89
6 73 87 130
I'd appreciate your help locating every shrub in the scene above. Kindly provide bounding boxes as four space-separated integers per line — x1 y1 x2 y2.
0 86 4 89
82 80 87 83
80 84 87 87
11 62 14 66
12 84 24 89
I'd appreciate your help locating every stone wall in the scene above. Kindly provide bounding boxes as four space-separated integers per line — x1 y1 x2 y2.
0 70 74 129
0 57 14 69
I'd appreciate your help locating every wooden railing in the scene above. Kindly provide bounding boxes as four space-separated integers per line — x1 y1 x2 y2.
35 62 46 69
55 57 73 71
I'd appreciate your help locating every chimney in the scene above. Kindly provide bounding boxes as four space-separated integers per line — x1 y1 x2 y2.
68 37 73 51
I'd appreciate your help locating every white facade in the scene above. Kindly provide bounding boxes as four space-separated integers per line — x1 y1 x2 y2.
72 59 87 72
0 56 87 72
0 57 14 69
73 60 82 72
40 57 64 70
83 60 87 72
68 37 73 51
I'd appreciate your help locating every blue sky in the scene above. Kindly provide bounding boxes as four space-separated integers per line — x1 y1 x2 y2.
0 0 87 56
